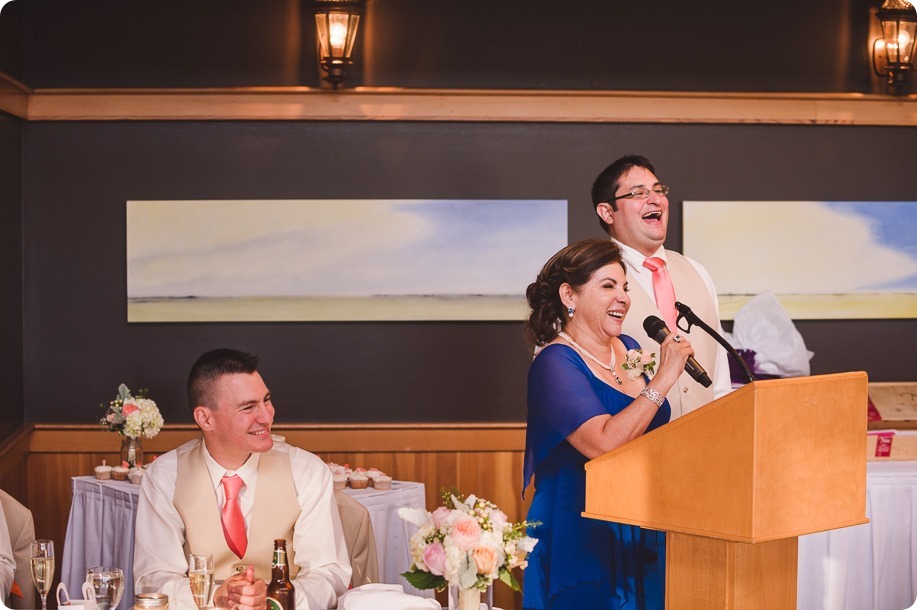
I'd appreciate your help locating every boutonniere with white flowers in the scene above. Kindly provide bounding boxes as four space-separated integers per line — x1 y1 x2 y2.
620 349 657 380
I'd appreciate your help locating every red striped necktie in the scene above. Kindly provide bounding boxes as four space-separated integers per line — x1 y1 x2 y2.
642 256 678 332
221 474 247 559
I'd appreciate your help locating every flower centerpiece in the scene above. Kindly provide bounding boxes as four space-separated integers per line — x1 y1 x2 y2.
398 489 538 610
621 348 657 380
99 383 164 468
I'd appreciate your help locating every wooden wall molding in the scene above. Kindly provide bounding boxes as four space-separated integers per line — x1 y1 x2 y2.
0 424 32 481
0 72 30 119
30 422 527 454
1 75 915 126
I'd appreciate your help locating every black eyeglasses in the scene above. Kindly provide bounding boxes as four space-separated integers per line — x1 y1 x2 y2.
613 185 670 201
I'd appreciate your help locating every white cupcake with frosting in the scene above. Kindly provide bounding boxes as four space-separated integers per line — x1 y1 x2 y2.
94 460 113 480
349 473 369 489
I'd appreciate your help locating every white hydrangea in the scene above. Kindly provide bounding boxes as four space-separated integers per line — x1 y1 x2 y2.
122 397 163 439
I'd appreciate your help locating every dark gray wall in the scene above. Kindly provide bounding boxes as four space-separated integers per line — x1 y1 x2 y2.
2 0 879 93
21 120 917 425
0 112 23 437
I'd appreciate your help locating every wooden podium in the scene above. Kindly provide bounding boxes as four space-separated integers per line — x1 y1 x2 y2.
583 372 868 609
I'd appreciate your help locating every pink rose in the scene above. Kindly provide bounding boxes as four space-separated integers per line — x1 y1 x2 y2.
450 516 481 551
490 509 508 526
431 506 451 529
472 546 498 575
421 542 446 575
122 402 140 416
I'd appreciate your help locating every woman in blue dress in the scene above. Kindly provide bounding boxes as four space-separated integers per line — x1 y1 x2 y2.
521 239 697 610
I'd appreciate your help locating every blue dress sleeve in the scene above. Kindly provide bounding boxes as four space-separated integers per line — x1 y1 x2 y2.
523 344 609 492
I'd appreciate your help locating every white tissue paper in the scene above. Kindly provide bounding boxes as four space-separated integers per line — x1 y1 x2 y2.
724 292 813 377
337 583 442 610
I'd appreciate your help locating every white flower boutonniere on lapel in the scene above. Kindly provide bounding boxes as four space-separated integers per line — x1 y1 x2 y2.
621 349 657 380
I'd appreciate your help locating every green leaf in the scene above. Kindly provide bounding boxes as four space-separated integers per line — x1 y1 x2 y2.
498 569 521 592
401 570 446 591
118 384 131 401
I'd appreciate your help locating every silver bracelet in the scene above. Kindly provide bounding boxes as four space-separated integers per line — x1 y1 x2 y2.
640 386 664 407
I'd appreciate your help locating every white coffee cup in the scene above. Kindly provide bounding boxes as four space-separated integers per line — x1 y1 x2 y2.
54 582 97 610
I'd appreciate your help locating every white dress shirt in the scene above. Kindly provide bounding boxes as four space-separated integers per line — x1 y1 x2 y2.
134 439 351 610
613 239 733 400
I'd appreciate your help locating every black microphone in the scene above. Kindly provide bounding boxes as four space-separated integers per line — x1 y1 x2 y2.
675 301 755 384
642 315 713 388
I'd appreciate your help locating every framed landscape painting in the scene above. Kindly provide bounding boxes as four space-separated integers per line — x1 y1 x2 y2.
127 199 567 322
683 201 917 320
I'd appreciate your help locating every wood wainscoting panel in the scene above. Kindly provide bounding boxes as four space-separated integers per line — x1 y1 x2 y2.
26 451 120 548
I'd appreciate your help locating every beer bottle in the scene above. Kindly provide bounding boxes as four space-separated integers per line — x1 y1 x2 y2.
266 539 294 610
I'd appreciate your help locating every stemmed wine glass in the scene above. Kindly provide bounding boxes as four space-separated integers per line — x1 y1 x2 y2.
188 553 214 608
30 540 55 610
87 566 125 610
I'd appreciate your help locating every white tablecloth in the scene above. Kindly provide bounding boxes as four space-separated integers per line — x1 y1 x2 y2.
62 476 430 607
798 460 917 610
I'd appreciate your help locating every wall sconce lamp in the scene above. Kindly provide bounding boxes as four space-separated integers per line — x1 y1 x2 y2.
872 0 917 95
313 0 365 90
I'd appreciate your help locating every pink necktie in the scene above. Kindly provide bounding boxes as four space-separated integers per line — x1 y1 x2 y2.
221 474 247 559
643 257 678 332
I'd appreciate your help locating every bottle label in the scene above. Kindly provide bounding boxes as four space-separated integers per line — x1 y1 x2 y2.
266 597 284 610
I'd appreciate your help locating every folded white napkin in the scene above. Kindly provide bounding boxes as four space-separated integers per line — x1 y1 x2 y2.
337 584 441 610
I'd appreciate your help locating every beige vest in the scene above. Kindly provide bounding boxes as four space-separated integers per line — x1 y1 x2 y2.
173 439 301 582
621 251 719 419
0 489 35 609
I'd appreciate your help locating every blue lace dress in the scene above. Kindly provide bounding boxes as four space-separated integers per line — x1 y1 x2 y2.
522 335 671 610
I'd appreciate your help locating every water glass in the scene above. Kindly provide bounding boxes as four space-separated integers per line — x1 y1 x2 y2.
86 566 125 610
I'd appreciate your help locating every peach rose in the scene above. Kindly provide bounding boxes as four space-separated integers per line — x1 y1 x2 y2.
121 402 140 416
450 516 481 551
473 546 498 575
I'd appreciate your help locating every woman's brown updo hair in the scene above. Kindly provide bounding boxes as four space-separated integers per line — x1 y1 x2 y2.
524 238 625 347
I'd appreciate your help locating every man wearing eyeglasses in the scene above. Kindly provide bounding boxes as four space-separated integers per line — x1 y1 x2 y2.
591 154 732 418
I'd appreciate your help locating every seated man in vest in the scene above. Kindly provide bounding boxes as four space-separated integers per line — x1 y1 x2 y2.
591 155 732 419
134 349 351 610
0 501 16 605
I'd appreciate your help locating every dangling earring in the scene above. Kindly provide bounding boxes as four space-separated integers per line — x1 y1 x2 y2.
567 306 575 318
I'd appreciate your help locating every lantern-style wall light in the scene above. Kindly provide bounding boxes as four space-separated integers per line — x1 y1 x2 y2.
872 0 917 95
313 0 365 90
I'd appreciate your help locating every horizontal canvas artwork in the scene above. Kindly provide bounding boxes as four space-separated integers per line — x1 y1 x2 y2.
127 199 568 322
683 201 917 320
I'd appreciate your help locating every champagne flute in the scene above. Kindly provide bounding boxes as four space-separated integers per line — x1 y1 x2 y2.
87 566 125 610
188 553 214 608
30 540 55 610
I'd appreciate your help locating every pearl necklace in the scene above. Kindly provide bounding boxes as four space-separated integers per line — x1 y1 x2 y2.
557 331 624 385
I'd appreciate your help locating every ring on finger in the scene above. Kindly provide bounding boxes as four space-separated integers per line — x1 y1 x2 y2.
673 334 682 343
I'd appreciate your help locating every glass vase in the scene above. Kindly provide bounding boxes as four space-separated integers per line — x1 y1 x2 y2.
447 584 492 610
120 436 144 468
